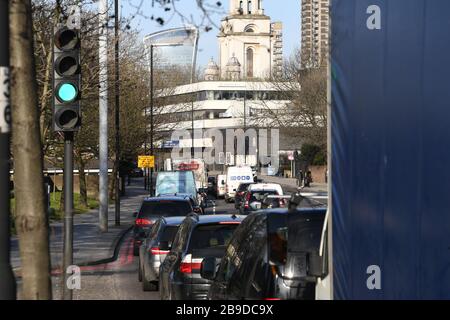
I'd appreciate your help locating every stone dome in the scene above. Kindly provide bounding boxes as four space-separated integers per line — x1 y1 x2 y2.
226 54 241 67
204 58 220 81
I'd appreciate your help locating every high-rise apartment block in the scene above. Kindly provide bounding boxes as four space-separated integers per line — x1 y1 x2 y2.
301 0 329 68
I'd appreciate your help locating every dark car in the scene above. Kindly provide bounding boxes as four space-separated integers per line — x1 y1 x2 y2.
234 182 254 209
139 216 185 291
132 196 194 256
160 192 205 215
159 214 245 300
130 168 144 177
202 207 327 300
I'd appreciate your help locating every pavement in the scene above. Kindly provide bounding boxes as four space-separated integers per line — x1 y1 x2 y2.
11 177 149 276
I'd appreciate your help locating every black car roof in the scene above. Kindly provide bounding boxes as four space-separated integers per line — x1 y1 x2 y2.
142 195 191 202
187 214 246 224
253 207 327 216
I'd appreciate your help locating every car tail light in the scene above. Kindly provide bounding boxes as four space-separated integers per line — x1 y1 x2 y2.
150 247 170 255
135 218 152 226
264 298 281 300
179 254 202 274
244 192 251 209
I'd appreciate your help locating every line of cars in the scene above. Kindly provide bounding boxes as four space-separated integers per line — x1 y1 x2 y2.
132 167 328 300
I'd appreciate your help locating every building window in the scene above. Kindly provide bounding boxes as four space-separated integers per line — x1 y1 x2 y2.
247 48 254 78
239 1 243 13
248 1 252 14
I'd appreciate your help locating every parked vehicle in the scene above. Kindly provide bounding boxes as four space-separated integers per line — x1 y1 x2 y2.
202 207 327 300
159 214 244 300
225 166 253 202
239 183 284 215
139 216 184 291
216 174 226 198
234 182 254 209
132 195 194 256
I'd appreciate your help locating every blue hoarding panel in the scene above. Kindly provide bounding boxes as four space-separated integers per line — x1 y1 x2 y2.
332 0 450 299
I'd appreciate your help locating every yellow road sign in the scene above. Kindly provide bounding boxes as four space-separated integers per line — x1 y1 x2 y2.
138 155 155 168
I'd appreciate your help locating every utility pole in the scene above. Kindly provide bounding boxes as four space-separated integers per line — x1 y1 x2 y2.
114 0 120 226
98 0 108 232
150 44 154 196
191 28 199 158
0 0 16 300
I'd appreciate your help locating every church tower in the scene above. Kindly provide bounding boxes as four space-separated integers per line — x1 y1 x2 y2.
218 0 282 80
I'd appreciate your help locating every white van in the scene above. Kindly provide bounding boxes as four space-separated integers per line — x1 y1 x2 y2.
225 166 253 202
216 174 227 198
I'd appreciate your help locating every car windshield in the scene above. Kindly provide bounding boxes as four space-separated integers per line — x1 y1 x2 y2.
250 190 278 202
188 224 239 250
139 200 192 218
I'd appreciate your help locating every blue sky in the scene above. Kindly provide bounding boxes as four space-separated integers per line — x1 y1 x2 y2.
121 0 301 68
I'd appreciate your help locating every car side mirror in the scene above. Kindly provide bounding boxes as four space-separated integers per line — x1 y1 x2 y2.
200 257 218 280
159 241 171 251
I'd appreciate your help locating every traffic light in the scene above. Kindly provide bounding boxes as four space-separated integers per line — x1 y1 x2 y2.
52 25 81 132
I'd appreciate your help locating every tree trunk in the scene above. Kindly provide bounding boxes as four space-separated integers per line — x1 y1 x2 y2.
77 154 88 208
10 0 51 300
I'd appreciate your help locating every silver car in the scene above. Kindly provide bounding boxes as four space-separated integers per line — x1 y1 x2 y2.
139 216 185 291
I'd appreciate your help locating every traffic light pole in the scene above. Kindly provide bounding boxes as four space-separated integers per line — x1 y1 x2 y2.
62 132 74 300
0 0 17 300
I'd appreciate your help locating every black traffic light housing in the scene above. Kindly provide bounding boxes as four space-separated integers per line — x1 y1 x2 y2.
52 25 81 132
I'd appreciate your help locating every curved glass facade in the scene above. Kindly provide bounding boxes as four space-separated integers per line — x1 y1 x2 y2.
143 27 198 71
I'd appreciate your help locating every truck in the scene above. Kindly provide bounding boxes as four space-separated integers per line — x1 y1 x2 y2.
319 0 450 300
172 158 207 191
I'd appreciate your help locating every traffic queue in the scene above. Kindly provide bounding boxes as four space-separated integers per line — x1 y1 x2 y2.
132 165 328 300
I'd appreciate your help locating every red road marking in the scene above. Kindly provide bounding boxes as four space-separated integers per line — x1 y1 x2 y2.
42 236 137 276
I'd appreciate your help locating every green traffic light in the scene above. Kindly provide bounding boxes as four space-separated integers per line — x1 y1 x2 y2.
57 83 78 102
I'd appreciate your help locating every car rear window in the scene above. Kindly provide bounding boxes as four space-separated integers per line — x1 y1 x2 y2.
188 224 239 251
267 213 325 266
250 190 279 202
160 225 179 246
139 200 192 218
237 183 252 192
